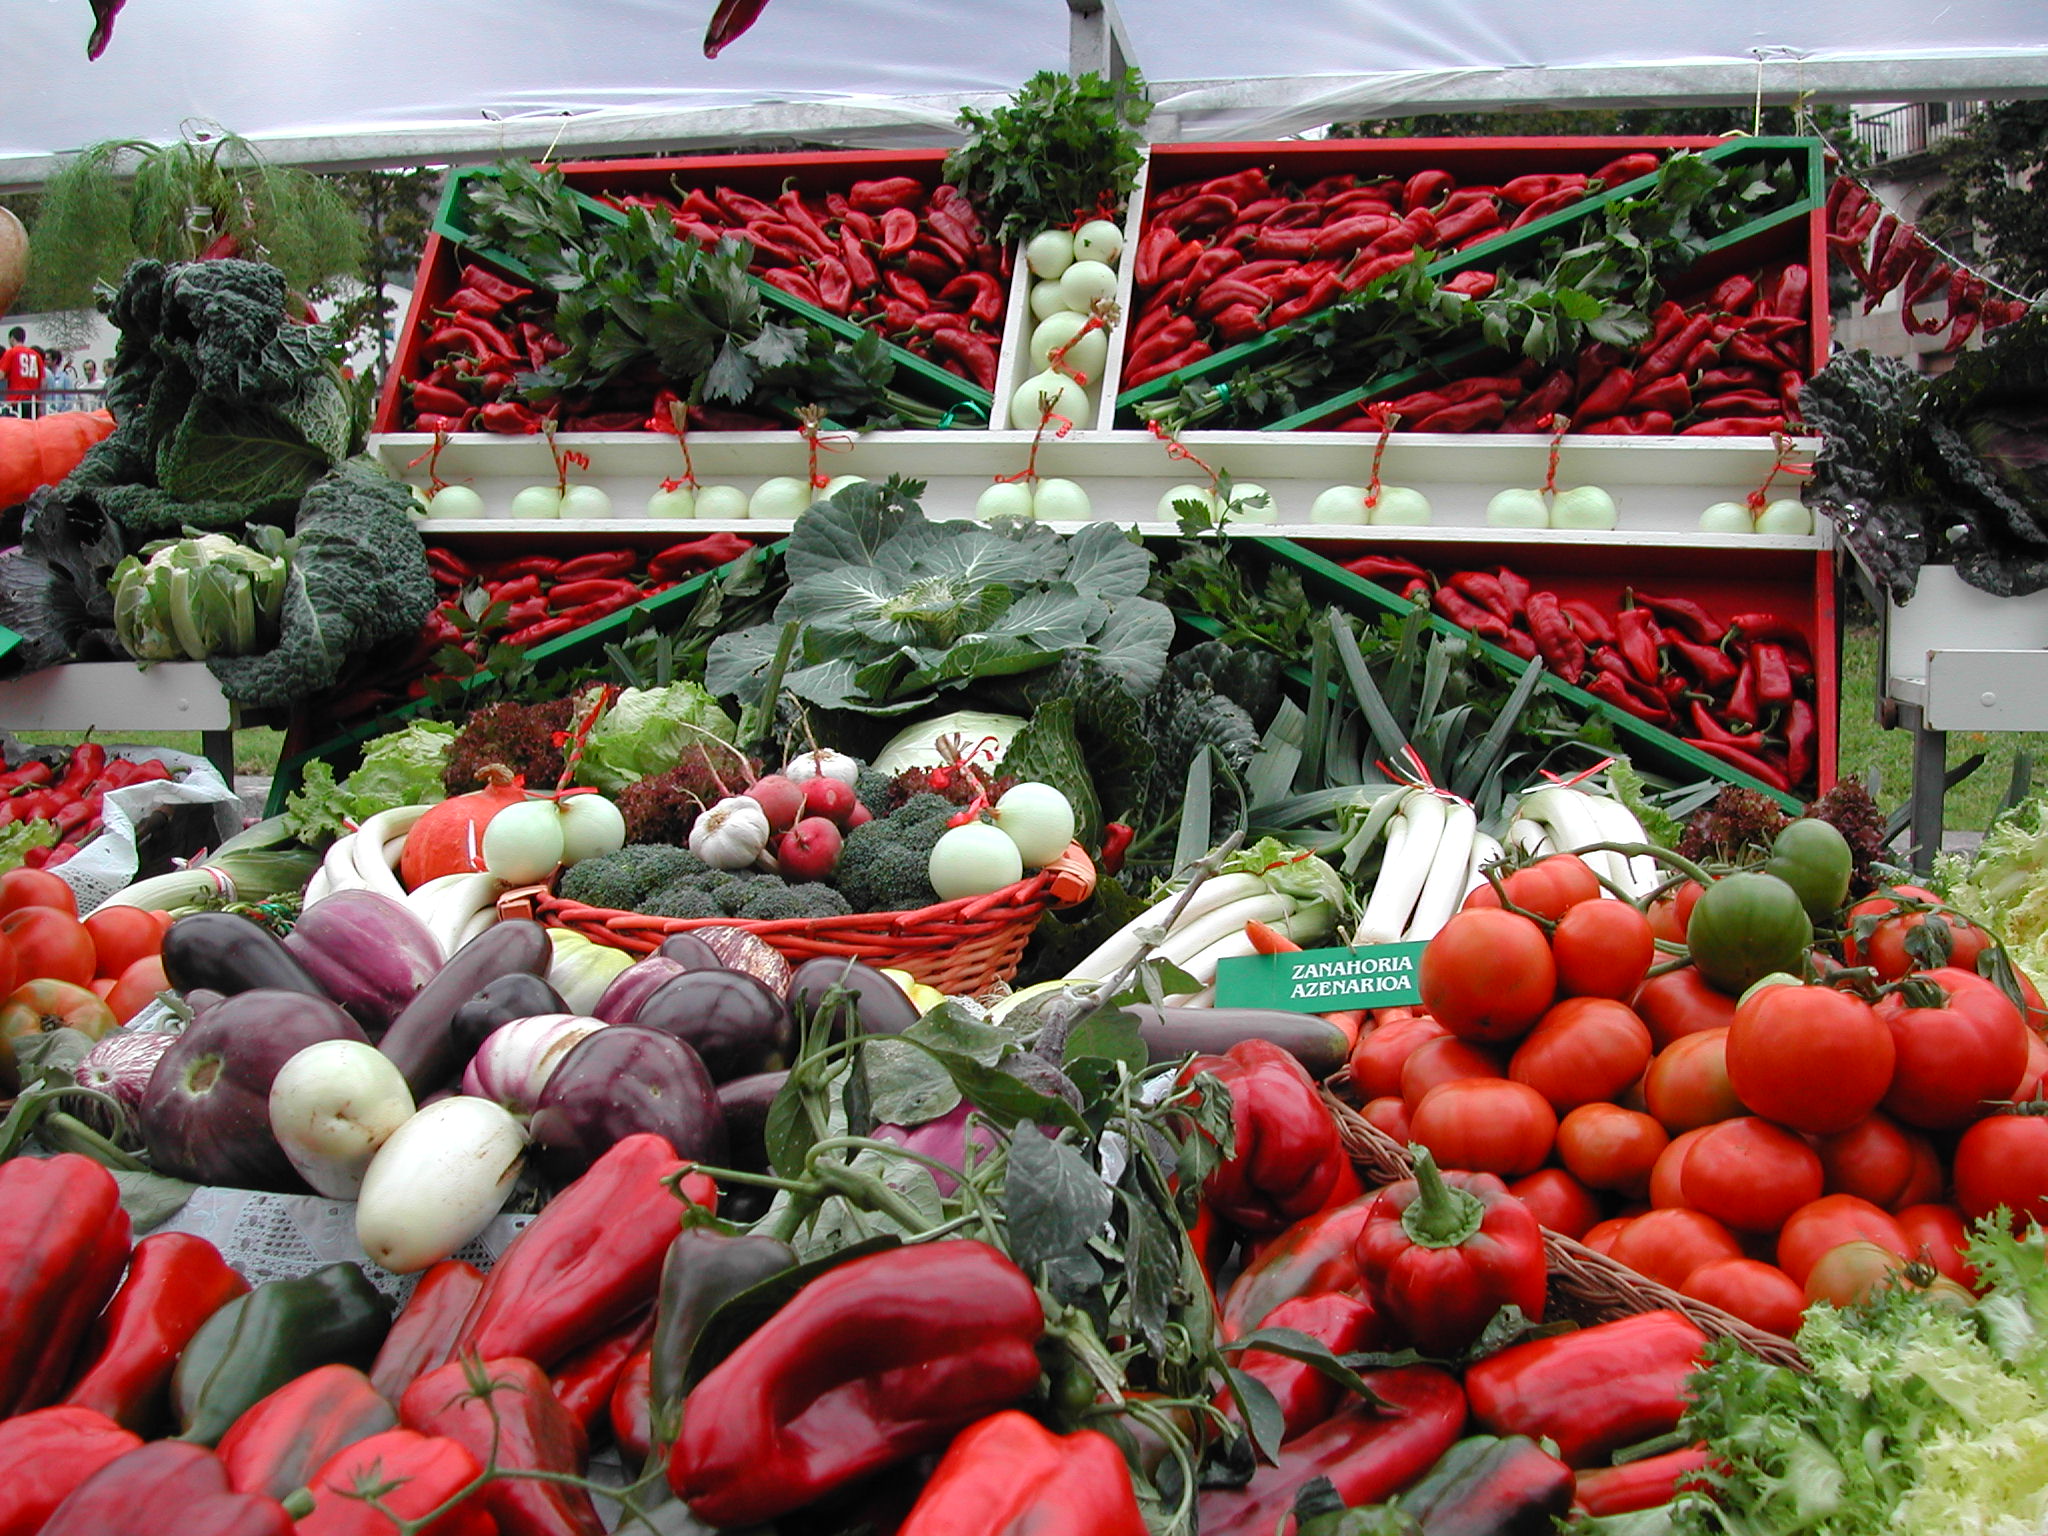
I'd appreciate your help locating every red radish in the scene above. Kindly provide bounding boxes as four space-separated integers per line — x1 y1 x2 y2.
777 818 843 883
744 774 806 834
399 766 525 889
800 776 858 826
846 802 874 829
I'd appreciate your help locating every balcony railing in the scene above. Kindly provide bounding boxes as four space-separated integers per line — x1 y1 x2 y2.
1851 101 1986 164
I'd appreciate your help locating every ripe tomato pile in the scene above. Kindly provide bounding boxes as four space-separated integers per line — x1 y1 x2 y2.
0 869 171 1095
1342 835 2046 1339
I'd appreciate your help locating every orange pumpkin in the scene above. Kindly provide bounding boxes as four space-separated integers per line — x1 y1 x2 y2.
0 410 117 509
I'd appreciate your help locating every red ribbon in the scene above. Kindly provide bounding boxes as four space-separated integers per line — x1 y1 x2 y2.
405 429 451 491
801 417 855 489
1538 756 1618 789
1744 431 1815 511
1541 413 1571 499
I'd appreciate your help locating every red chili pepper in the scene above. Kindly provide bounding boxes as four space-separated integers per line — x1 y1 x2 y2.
1784 697 1818 787
1132 222 1182 289
1749 642 1795 705
847 177 924 214
1577 367 1637 421
1433 201 1502 246
1209 302 1266 345
1592 151 1661 187
1344 553 1431 587
1687 699 1760 747
1126 315 1199 377
367 1261 484 1405
538 578 636 613
1510 184 1588 227
646 532 754 581
1586 668 1674 725
1434 587 1510 640
1686 736 1792 790
1448 570 1517 623
1199 167 1271 204
1413 394 1507 432
1576 1446 1715 1516
1524 591 1586 684
761 267 824 307
1669 635 1741 690
1627 373 1693 416
1499 173 1569 206
459 265 531 306
927 327 999 392
488 572 544 604
440 286 505 319
1638 312 1715 381
809 255 853 315
1681 415 1788 436
479 400 544 435
1613 607 1665 685
1402 168 1456 211
1499 629 1541 662
502 616 579 648
1500 369 1574 432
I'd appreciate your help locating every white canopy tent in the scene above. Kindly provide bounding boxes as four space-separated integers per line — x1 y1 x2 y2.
6 0 2048 186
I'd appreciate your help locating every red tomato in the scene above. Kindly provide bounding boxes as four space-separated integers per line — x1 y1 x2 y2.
1648 1126 1711 1210
0 905 97 988
0 978 117 1092
82 904 165 983
1507 1167 1601 1239
1894 1203 1980 1291
1803 1241 1910 1307
1631 967 1737 1050
1815 1113 1920 1208
0 930 18 1002
1844 885 1993 981
1461 854 1602 922
1359 1096 1412 1144
1552 899 1656 1001
1643 1028 1744 1134
2014 966 2048 1035
1557 1103 1670 1198
1646 881 1704 945
1725 984 1895 1135
1582 1216 1633 1256
1606 1207 1744 1290
1419 909 1556 1044
1398 1035 1503 1108
1508 997 1654 1113
90 977 116 999
1776 1194 1913 1288
2019 1031 2048 1101
1408 1078 1557 1177
1894 1133 1947 1211
1681 1257 1806 1338
1347 1015 1449 1100
0 866 78 919
1953 1111 2048 1228
106 953 170 1025
1875 976 2029 1128
1681 1117 1824 1232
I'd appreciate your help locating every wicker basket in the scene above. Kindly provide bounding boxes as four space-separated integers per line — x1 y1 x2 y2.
1321 1074 1807 1371
503 843 1097 996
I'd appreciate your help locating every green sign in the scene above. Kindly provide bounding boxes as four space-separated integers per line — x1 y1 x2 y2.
1213 942 1427 1013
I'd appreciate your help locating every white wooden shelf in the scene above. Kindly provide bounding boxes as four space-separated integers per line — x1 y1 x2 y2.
0 662 239 779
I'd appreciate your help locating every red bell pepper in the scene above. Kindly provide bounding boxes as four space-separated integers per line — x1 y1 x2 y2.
1220 1197 1377 1336
1183 1039 1364 1235
453 1135 691 1373
608 1345 653 1464
1227 1290 1383 1441
669 1240 1043 1527
0 1405 143 1536
1573 1444 1715 1515
401 1357 604 1536
1464 1309 1708 1467
65 1231 249 1433
216 1365 398 1503
298 1428 493 1536
1197 1366 1468 1535
38 1440 295 1536
898 1411 1149 1536
548 1312 650 1439
1356 1148 1548 1354
0 1153 131 1416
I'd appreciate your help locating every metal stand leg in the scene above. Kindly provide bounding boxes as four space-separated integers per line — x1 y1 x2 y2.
1905 703 1946 874
200 728 235 787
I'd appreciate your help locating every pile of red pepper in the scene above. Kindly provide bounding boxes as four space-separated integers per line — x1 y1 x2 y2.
609 175 1009 392
1825 176 2030 351
1347 554 1819 794
1329 263 1811 438
1124 152 1663 389
0 743 175 870
404 264 572 437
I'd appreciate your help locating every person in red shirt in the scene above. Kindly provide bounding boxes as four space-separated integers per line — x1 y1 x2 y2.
2 328 45 416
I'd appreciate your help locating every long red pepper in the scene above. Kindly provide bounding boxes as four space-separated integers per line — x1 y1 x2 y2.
0 1155 131 1417
65 1233 250 1433
401 1356 605 1536
0 1405 144 1535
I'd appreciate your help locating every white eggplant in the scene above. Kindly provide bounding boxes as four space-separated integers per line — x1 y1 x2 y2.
355 1097 526 1274
1404 799 1477 941
461 1013 608 1114
268 1040 417 1199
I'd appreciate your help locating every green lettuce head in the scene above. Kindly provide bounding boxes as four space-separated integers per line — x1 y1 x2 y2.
576 682 737 794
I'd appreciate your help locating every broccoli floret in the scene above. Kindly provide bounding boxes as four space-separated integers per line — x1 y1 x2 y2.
855 765 894 819
833 797 953 912
641 883 725 920
559 843 707 909
738 882 853 921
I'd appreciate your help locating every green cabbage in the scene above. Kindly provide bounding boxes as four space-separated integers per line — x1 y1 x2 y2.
110 527 292 661
575 682 737 794
344 720 457 818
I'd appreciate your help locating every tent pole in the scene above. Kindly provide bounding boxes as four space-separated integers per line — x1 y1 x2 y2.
1068 0 1136 81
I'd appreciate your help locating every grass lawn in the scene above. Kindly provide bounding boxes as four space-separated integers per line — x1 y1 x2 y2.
8 624 2044 838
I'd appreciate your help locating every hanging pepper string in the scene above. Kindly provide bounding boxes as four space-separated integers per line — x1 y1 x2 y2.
1046 298 1121 389
1745 430 1815 512
667 400 700 491
796 404 854 490
1146 420 1224 500
406 429 451 493
1363 405 1399 513
993 401 1074 486
1541 413 1571 500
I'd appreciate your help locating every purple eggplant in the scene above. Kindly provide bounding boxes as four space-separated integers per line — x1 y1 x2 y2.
593 956 689 1023
450 972 568 1056
379 920 552 1098
141 990 370 1190
633 968 793 1082
161 911 326 1001
529 1025 725 1184
716 1070 787 1173
655 933 724 972
786 956 921 1038
283 890 440 1037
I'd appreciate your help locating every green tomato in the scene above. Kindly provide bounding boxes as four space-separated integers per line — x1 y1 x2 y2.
1754 498 1814 536
1684 871 1815 995
1765 818 1854 925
